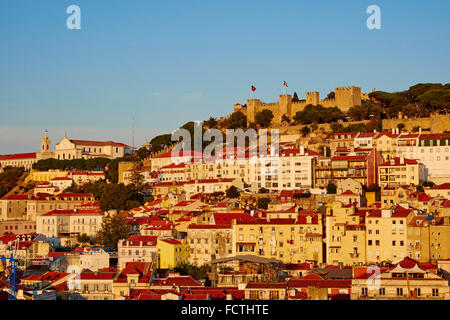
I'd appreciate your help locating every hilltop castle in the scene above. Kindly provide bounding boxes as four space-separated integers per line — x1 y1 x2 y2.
234 86 372 125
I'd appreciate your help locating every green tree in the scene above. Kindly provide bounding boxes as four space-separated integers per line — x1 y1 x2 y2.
301 126 311 137
255 109 274 128
221 111 247 130
173 263 211 283
94 214 131 250
294 105 344 124
259 188 269 194
149 134 173 153
422 181 436 188
326 182 337 194
130 161 145 194
204 117 219 129
326 91 335 100
136 146 151 160
256 197 271 210
397 123 405 131
226 186 240 199
88 182 143 211
76 233 91 245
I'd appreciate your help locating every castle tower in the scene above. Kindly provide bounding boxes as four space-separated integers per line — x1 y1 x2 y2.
246 99 261 125
278 94 292 122
306 92 320 105
335 86 362 111
37 130 54 160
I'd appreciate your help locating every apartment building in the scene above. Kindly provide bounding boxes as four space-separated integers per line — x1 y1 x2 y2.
187 224 234 266
378 157 425 187
330 149 383 187
326 202 366 266
117 235 158 269
351 257 450 300
233 215 323 264
27 193 95 221
36 208 104 246
365 206 416 264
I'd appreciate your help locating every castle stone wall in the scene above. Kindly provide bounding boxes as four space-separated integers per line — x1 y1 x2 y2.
242 86 365 125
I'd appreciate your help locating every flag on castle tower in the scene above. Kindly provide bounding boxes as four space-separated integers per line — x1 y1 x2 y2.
283 81 288 87
251 85 256 92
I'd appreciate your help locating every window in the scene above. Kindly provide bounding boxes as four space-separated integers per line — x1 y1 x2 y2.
432 288 439 297
414 288 421 297
396 288 403 296
361 287 368 296
379 288 385 296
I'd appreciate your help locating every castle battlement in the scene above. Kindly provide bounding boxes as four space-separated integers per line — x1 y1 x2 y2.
236 85 366 125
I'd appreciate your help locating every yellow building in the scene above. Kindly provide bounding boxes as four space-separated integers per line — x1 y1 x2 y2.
380 185 414 208
233 214 323 264
113 262 153 300
326 202 366 266
378 157 425 187
373 131 399 161
187 224 234 266
351 257 450 300
365 206 415 264
156 238 189 269
407 215 450 263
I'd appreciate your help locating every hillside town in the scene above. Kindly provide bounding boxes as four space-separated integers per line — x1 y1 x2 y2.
1 108 450 301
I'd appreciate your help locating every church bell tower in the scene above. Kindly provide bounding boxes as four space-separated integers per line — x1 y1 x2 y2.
37 129 54 160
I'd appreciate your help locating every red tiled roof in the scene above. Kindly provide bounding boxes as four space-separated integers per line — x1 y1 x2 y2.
41 208 104 216
50 177 73 181
188 224 232 229
151 276 202 288
380 157 419 166
0 194 29 200
419 133 450 140
339 190 357 196
55 192 93 198
213 213 257 225
280 148 320 157
160 163 186 170
159 238 182 245
431 183 450 190
69 139 132 149
0 152 37 160
115 262 152 283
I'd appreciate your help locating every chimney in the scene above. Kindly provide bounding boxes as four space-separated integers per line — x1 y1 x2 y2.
396 128 399 135
300 146 305 156
400 157 405 165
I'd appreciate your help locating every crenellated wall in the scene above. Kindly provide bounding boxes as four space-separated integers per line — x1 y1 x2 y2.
241 86 366 125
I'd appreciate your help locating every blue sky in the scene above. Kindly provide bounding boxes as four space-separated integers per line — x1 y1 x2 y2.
1 0 449 153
